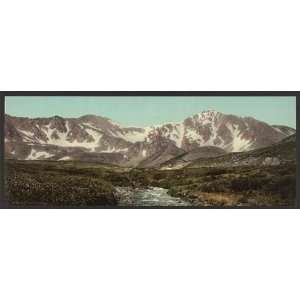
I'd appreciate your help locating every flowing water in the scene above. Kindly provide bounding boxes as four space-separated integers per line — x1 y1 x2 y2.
115 186 190 207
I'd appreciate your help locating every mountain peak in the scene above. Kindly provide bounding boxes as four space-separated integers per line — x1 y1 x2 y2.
51 115 64 120
193 109 220 121
80 114 100 119
79 114 110 122
200 109 218 114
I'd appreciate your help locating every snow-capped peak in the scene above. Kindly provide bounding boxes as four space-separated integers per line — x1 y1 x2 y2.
196 109 219 118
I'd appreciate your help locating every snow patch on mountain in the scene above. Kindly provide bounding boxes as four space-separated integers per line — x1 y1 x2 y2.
27 149 54 160
205 124 219 146
185 127 200 141
169 123 185 147
102 146 125 153
227 123 253 152
40 124 102 151
120 129 150 143
19 129 35 138
58 156 72 161
272 126 295 136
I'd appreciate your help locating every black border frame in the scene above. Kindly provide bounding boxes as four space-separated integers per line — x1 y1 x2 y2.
0 92 299 96
0 91 299 209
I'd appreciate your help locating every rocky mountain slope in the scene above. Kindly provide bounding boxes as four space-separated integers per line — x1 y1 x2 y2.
178 133 296 169
159 146 227 169
5 110 295 167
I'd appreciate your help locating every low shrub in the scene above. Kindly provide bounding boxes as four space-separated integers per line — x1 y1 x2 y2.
6 171 117 207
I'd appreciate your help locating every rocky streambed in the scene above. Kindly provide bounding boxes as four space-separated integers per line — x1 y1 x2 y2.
115 186 190 207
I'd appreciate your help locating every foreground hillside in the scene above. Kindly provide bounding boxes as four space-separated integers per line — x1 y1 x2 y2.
5 160 128 207
5 159 296 207
150 164 296 207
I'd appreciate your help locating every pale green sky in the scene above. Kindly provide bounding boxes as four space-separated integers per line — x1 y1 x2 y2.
5 96 296 128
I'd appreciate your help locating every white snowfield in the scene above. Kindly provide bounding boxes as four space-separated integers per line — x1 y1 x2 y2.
226 123 253 152
119 128 152 143
26 149 54 160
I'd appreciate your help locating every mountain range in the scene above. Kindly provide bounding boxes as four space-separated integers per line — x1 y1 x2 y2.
5 110 296 167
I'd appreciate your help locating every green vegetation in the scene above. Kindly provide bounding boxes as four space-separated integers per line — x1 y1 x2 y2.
5 160 126 207
5 159 296 208
127 164 296 207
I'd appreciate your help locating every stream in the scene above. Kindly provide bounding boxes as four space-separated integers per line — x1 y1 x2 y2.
115 186 190 207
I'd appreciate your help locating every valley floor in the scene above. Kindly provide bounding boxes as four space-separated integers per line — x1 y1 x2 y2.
4 160 296 208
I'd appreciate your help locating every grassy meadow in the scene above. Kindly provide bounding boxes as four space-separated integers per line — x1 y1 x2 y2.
4 159 296 208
